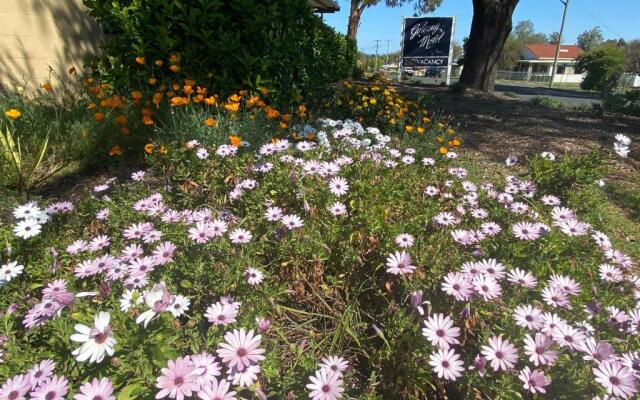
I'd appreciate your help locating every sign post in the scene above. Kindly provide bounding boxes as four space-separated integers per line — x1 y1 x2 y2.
399 16 455 85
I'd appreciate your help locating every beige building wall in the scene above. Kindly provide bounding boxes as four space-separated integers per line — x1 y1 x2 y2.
0 0 102 89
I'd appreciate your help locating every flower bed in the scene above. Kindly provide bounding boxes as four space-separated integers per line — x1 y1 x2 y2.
0 114 638 400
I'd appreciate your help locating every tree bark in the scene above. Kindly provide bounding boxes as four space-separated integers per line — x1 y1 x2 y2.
347 0 366 40
459 0 519 91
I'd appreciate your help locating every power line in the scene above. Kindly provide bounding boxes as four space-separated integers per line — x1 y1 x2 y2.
575 0 624 38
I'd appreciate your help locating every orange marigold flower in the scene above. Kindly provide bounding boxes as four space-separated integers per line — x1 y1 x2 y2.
109 144 122 156
438 146 448 155
204 117 217 127
229 135 241 147
170 96 190 106
135 56 145 65
94 112 105 122
4 109 21 120
131 91 143 100
224 102 240 113
144 143 155 154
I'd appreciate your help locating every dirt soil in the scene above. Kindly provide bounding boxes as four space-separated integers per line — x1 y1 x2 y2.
397 84 640 188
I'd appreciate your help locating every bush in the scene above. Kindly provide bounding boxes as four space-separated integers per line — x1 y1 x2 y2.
82 0 356 105
576 46 626 91
604 89 640 116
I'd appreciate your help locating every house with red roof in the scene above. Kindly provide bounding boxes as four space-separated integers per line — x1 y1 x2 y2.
514 44 585 83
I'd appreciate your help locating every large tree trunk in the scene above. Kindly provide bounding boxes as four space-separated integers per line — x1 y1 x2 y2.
460 0 519 91
347 0 365 40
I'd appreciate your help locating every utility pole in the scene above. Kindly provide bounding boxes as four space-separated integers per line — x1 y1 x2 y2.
385 40 390 70
549 0 570 88
374 40 381 73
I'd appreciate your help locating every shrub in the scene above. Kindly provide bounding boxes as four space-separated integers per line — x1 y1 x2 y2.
82 0 356 105
576 46 626 91
604 89 640 116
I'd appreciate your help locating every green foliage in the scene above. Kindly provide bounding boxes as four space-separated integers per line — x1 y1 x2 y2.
576 46 626 91
576 27 604 52
528 151 605 198
82 0 356 105
604 89 640 116
530 95 563 109
498 20 548 70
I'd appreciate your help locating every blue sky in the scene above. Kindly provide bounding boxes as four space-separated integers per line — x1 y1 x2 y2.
322 0 640 54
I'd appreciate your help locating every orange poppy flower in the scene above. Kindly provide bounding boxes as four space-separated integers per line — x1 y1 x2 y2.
204 118 217 127
135 56 145 65
94 112 105 122
109 145 122 156
144 143 155 154
224 102 240 113
169 65 180 73
41 82 53 92
4 109 21 120
229 135 241 147
438 146 448 155
116 115 127 126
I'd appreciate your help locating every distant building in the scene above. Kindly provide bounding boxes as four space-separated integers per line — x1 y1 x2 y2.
515 44 585 83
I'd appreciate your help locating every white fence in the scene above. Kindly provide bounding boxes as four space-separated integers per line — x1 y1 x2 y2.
497 70 584 84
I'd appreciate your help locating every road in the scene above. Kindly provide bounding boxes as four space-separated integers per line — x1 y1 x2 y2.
494 82 602 107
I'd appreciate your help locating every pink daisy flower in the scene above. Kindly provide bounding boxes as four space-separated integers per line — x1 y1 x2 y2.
196 378 236 400
506 268 538 288
191 352 222 390
328 177 349 196
156 356 200 400
28 359 56 388
306 369 344 400
512 222 542 241
513 304 544 330
204 302 239 326
472 274 502 301
593 361 638 399
481 336 518 372
30 376 68 400
385 251 416 275
229 229 252 244
0 374 31 400
153 242 177 265
523 333 557 366
73 377 116 400
422 313 460 349
429 348 464 381
216 329 265 371
519 367 551 394
441 272 473 301
319 356 349 377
